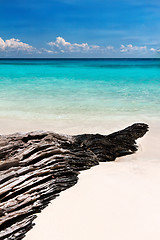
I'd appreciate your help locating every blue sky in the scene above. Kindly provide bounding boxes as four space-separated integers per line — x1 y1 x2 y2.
0 0 160 57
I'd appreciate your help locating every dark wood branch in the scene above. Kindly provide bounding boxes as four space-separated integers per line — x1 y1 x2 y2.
0 123 148 239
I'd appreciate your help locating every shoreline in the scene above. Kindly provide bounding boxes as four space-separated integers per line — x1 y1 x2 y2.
1 56 160 240
0 115 159 135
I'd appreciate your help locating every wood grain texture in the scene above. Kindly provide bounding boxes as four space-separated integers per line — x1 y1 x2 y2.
0 123 148 239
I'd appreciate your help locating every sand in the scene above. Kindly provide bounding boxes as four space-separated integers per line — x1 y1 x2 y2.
1 118 160 240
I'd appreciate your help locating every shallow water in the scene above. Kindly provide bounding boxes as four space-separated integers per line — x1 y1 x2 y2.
0 59 160 123
1 58 159 240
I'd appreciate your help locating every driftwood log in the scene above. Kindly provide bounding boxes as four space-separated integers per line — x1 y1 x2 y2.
0 123 148 240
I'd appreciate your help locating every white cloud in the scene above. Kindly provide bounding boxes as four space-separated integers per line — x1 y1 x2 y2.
1 36 159 56
0 37 34 52
48 37 90 52
90 45 100 49
150 47 160 53
48 36 114 53
120 44 147 53
150 47 156 52
0 38 5 50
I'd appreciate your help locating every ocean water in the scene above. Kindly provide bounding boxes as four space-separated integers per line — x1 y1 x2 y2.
0 58 160 124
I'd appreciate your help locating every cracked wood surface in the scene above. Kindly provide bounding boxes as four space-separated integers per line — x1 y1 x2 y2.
0 123 148 239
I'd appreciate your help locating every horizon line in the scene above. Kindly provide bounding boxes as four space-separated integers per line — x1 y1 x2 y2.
0 57 160 60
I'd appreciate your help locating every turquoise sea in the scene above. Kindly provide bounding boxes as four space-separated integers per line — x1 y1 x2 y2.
0 59 160 125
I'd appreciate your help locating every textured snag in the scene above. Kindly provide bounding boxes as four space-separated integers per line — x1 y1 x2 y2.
0 123 148 239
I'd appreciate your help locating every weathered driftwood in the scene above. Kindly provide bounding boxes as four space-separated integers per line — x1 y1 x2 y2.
0 123 148 239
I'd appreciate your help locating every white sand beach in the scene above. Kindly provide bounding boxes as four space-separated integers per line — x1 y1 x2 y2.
1 117 159 240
